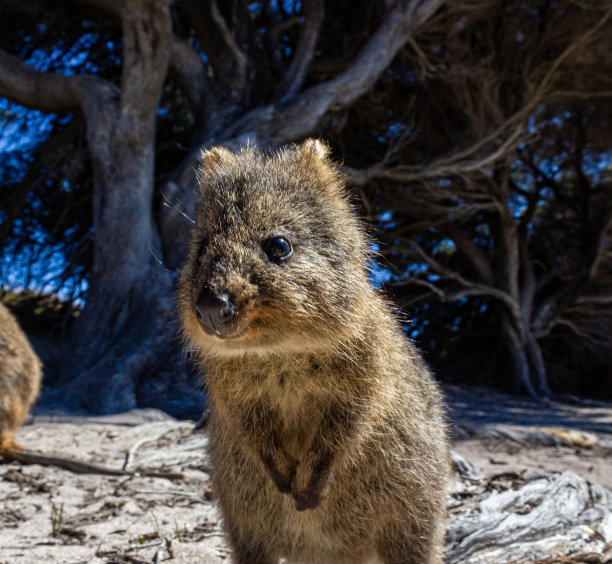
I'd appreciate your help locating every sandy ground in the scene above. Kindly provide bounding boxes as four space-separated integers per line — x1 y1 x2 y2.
453 437 612 491
0 411 227 564
445 385 612 491
1 387 611 564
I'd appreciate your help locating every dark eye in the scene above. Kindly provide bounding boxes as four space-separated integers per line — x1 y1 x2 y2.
263 235 293 262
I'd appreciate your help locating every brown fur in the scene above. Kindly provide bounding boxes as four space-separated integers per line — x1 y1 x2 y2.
0 302 42 459
177 140 450 564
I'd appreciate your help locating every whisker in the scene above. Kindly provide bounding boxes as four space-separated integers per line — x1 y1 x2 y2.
161 191 195 224
149 245 175 273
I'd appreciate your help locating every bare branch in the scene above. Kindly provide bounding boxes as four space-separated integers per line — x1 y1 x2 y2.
227 0 446 143
168 37 210 112
397 274 523 318
71 0 208 112
441 223 494 284
274 0 324 102
403 239 474 287
120 1 172 120
398 239 522 319
342 163 386 186
575 295 612 305
196 0 250 101
531 5 612 102
548 318 609 347
346 113 534 186
343 5 612 197
0 49 118 118
392 276 446 299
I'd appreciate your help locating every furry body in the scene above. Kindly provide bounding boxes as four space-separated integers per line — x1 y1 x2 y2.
0 302 41 456
178 141 449 564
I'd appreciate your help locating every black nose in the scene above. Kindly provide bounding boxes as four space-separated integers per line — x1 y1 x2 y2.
195 291 236 335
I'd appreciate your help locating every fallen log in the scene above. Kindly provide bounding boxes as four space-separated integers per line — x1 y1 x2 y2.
447 470 612 563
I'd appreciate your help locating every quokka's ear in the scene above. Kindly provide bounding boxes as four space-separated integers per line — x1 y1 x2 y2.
296 138 348 206
200 146 235 174
301 138 331 161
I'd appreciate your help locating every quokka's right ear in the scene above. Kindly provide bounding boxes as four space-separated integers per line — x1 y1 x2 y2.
301 138 331 161
199 146 235 176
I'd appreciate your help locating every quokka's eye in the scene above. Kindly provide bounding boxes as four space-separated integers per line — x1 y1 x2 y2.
263 235 293 262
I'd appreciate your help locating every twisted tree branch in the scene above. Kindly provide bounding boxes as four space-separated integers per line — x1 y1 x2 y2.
226 0 446 143
274 0 324 102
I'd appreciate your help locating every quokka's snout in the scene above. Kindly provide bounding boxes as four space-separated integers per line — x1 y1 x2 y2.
188 254 262 340
194 290 236 337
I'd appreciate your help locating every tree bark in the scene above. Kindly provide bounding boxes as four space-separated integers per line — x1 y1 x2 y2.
526 333 552 398
63 1 183 413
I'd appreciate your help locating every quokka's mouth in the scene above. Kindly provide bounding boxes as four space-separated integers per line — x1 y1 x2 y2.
195 308 249 340
211 325 249 340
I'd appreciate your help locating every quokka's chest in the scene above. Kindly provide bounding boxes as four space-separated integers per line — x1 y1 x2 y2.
267 368 324 431
211 358 334 445
251 366 329 456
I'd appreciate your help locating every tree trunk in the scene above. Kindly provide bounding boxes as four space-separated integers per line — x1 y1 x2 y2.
500 310 553 399
493 177 553 400
54 1 204 416
502 316 537 397
526 332 552 398
64 144 178 413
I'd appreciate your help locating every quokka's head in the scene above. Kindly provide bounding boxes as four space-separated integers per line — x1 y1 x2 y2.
177 139 371 356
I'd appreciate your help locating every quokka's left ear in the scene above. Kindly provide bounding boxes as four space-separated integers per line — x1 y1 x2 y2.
199 146 235 176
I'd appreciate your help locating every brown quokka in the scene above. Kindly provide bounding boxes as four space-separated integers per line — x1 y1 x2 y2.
0 301 42 458
178 140 450 564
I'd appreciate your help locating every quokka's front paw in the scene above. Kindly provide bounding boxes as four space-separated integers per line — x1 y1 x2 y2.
262 451 298 494
290 457 333 511
291 485 324 511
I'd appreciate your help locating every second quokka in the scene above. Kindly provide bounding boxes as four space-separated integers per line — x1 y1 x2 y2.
178 140 450 564
0 301 41 458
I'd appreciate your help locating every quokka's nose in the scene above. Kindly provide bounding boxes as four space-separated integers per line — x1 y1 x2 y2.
195 291 236 335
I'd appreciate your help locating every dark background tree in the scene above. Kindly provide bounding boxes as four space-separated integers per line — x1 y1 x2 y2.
0 0 610 414
342 0 612 398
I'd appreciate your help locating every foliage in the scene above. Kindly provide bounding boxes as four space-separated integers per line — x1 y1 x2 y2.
0 288 79 337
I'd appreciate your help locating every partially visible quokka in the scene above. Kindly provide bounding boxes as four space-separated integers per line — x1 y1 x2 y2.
0 302 42 458
178 140 449 564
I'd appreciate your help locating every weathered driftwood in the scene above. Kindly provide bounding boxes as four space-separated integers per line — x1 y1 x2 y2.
448 469 612 563
3 418 191 480
9 411 612 563
123 421 196 471
450 449 482 480
117 433 612 563
453 421 612 449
